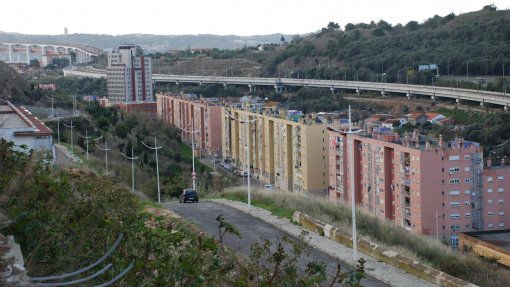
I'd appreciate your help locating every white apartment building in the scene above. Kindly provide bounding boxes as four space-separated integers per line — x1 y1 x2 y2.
107 45 153 103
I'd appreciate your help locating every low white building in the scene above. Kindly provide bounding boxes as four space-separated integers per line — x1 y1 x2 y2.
0 101 54 157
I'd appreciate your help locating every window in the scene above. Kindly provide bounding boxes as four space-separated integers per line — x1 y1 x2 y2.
488 212 494 216
451 225 460 230
449 167 460 173
449 202 460 207
465 201 470 206
450 213 460 219
465 213 471 218
464 155 470 160
449 190 460 195
464 178 470 183
464 166 471 172
449 155 460 161
487 188 493 193
449 179 460 184
499 211 505 216
498 199 504 204
488 200 493 205
487 176 493 182
488 223 494 228
451 236 459 248
465 190 471 194
498 176 504 181
498 188 504 193
499 223 505 227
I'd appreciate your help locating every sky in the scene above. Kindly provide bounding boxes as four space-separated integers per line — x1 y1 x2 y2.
1 0 508 36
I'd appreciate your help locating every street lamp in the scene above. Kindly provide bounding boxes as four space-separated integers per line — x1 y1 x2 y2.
121 148 139 193
347 105 358 261
94 137 110 176
62 120 75 156
141 137 164 203
56 112 61 145
180 123 200 190
230 113 257 207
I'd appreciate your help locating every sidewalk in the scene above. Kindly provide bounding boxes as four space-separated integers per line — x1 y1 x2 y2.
210 198 437 287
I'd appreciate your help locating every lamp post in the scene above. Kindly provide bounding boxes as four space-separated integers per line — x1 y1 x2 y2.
347 105 358 261
141 137 163 203
94 137 110 176
121 148 139 193
62 120 75 156
180 123 200 190
231 112 257 207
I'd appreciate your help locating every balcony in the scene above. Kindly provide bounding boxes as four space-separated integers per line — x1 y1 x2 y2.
402 177 411 186
403 208 411 219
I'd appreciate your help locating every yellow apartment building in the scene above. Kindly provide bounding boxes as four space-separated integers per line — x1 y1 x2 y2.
222 105 332 195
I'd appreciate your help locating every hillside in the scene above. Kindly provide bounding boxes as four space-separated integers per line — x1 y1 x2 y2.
152 5 510 88
0 61 28 102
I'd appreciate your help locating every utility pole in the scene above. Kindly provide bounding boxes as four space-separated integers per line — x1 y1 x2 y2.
62 120 75 156
142 137 163 203
56 112 60 145
77 130 90 161
46 95 55 118
121 149 139 193
180 123 200 190
95 138 110 175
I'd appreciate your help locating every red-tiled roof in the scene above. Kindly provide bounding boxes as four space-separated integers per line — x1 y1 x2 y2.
16 105 53 136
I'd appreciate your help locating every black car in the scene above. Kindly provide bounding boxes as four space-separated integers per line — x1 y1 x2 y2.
179 189 198 203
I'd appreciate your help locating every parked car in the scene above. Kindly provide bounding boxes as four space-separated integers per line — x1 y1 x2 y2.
179 189 198 203
264 184 274 190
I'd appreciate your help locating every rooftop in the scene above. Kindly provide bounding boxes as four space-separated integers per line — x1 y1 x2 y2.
463 230 510 252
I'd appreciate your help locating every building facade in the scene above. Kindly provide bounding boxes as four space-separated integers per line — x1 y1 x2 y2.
156 93 222 156
0 101 54 157
222 105 331 195
328 128 510 243
107 45 152 103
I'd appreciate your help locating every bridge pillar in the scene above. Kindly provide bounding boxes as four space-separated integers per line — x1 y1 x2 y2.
407 92 411 99
8 44 12 63
248 84 252 92
505 105 508 112
25 44 29 64
381 89 385 97
480 100 484 108
223 82 227 89
431 94 435 101
456 97 461 105
274 85 283 93
330 87 335 94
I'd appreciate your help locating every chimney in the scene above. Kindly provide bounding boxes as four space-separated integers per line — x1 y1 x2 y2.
459 138 464 148
487 158 492 168
426 140 430 151
439 135 444 148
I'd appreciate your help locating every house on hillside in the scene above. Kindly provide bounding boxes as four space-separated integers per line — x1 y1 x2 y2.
406 113 428 125
0 101 54 158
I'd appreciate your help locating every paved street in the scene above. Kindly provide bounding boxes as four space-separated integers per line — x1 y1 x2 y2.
165 201 388 287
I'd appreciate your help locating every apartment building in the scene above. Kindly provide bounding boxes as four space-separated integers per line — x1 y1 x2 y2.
156 93 222 156
222 105 331 195
107 45 153 103
328 127 510 243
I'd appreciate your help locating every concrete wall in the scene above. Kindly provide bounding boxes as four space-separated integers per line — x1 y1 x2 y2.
293 211 477 287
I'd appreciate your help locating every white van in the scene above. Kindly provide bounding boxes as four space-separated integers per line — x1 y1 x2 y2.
264 184 274 190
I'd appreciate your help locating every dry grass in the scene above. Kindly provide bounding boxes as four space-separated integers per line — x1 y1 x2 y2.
213 189 510 287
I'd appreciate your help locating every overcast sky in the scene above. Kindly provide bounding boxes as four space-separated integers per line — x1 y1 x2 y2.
1 0 508 36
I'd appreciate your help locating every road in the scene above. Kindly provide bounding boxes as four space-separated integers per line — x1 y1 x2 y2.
165 201 388 287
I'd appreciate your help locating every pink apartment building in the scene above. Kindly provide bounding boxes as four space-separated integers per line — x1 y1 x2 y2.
328 128 510 244
156 93 222 156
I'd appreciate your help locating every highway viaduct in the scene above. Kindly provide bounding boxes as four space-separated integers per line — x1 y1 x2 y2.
63 69 510 110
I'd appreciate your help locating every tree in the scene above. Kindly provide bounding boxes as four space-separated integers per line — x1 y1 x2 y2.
280 35 286 44
327 22 340 31
115 123 129 138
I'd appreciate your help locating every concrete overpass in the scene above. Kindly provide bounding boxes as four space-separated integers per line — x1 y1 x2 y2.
0 42 101 65
63 69 510 110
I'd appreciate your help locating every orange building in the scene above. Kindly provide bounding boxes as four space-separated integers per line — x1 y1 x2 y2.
116 101 157 115
328 127 510 245
156 93 222 156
